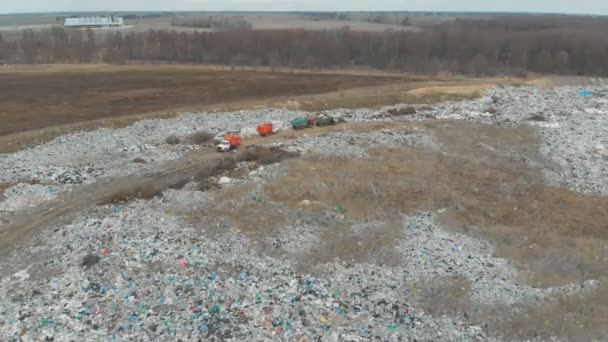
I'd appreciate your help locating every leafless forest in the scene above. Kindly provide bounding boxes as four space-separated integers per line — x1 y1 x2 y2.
1 15 608 76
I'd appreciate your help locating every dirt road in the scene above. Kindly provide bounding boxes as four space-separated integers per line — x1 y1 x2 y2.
0 121 403 255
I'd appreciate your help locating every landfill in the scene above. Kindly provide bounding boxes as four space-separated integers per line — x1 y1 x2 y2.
0 84 607 340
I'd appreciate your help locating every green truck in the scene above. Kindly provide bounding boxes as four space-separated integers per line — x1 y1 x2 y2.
291 117 314 130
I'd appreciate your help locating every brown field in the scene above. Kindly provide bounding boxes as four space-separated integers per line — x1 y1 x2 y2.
0 64 507 153
0 15 419 41
123 16 419 33
0 64 409 137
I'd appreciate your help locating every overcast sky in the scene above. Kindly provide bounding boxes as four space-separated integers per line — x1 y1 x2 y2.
2 0 608 15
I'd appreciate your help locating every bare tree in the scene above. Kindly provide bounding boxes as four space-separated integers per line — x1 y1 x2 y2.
0 34 6 62
5 16 608 77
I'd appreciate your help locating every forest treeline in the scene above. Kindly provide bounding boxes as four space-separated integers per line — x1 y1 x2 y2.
1 16 608 76
170 16 253 31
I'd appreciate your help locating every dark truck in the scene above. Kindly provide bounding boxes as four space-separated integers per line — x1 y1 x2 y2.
315 115 336 127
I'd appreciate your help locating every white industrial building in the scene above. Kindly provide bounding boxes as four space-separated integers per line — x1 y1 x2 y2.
64 16 124 28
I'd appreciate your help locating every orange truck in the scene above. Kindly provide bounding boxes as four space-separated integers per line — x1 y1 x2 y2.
256 123 274 136
217 134 243 152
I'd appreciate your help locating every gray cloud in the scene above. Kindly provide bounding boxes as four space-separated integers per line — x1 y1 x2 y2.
2 0 608 15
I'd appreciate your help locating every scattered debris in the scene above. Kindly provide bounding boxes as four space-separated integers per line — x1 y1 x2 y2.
0 84 607 340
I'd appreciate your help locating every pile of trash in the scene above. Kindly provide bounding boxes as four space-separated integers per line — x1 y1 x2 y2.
2 83 607 342
0 150 599 341
1 85 605 195
269 127 441 159
0 183 67 212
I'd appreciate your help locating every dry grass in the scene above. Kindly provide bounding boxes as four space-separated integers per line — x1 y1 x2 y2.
238 147 300 165
187 131 214 145
296 89 480 111
294 219 403 272
0 182 13 199
473 281 608 340
165 135 181 145
388 106 417 116
412 275 608 340
187 183 287 242
98 182 163 205
484 106 499 114
267 121 608 288
406 83 496 96
414 275 472 317
267 120 608 340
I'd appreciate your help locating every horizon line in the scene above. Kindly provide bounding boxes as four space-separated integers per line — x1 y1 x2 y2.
1 10 606 16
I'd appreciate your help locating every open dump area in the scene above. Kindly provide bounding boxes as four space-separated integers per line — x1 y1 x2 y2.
0 70 607 341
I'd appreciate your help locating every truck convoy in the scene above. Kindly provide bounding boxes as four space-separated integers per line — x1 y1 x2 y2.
216 114 337 152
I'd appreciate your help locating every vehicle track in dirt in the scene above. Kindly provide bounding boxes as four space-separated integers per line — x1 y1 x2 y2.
0 121 409 255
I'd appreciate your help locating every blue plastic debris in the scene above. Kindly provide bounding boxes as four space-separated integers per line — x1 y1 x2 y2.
168 276 176 283
579 90 593 96
113 207 120 213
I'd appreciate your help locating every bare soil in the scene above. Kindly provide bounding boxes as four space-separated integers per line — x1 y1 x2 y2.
0 65 504 154
0 65 409 136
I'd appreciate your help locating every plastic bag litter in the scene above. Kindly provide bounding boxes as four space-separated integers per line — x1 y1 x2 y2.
240 126 258 137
